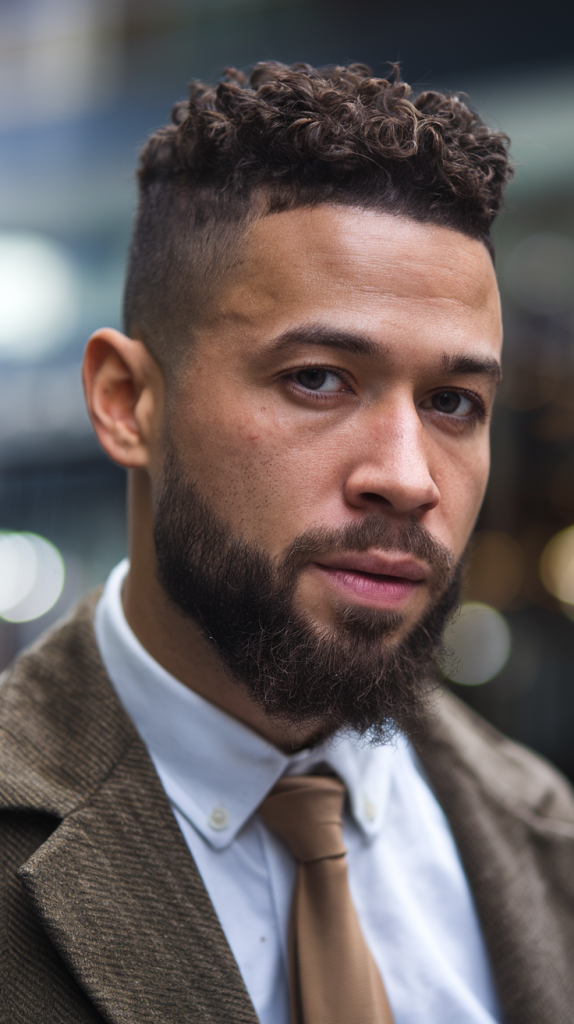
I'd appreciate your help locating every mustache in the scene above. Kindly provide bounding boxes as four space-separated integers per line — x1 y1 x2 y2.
282 515 455 592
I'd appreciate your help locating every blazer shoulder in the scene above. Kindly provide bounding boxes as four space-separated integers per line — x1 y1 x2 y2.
420 687 574 830
0 590 137 816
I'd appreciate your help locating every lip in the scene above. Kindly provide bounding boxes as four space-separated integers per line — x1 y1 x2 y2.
314 551 430 581
310 551 430 609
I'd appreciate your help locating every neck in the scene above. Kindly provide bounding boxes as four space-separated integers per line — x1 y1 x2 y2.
122 469 321 753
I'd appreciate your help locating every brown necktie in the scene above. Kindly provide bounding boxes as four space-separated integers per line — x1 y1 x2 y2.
259 775 394 1024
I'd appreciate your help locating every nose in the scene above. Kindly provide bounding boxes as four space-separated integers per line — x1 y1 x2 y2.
342 401 440 516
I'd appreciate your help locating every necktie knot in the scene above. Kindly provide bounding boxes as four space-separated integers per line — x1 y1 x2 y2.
259 775 347 863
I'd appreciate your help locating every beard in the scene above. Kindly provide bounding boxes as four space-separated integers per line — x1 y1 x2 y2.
153 450 462 746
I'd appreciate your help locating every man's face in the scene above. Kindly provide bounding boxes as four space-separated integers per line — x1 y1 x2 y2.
155 206 501 648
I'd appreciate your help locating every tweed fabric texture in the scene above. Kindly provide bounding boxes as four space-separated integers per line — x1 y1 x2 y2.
416 696 574 1024
0 594 258 1024
0 592 574 1022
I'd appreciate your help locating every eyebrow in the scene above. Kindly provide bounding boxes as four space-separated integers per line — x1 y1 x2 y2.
441 353 502 384
267 325 502 383
268 326 380 359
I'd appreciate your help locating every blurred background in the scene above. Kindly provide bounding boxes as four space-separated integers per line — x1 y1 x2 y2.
1 0 574 777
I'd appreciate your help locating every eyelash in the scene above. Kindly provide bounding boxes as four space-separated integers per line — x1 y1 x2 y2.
284 365 354 399
283 365 487 423
427 388 487 424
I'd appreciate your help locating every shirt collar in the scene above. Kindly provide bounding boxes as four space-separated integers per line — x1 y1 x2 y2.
95 560 410 849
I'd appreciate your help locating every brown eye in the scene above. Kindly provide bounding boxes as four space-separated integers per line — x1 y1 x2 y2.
296 368 327 390
432 391 473 416
294 368 343 392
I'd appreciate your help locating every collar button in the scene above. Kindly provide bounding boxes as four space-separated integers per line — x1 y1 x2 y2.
209 806 230 831
363 797 376 823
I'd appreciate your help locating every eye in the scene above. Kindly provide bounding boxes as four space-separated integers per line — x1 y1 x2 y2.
430 391 475 417
293 368 346 393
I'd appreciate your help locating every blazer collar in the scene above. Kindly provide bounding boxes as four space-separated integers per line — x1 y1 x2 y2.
19 737 258 1024
415 690 574 1024
0 594 258 1024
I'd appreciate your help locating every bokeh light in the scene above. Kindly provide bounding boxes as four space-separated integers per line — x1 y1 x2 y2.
539 526 574 606
443 601 512 686
464 530 526 609
0 532 65 622
504 232 574 316
0 232 80 362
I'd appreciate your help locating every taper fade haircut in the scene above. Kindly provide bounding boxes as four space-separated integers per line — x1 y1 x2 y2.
124 62 512 372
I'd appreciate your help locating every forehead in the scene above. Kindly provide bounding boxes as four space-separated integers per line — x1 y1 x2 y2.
199 205 502 361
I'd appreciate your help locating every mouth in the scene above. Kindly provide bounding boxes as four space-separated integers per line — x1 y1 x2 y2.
310 551 429 609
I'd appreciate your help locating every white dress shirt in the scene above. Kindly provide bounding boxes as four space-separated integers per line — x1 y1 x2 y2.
95 560 501 1024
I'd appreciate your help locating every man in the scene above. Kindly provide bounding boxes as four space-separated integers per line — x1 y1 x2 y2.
1 62 573 1024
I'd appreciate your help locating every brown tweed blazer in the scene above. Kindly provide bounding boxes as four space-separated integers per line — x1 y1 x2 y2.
1 594 573 1023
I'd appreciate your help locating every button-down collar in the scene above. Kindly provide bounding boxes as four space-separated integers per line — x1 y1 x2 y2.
95 560 409 850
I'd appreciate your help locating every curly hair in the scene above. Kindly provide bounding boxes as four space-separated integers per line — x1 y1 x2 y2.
124 62 512 366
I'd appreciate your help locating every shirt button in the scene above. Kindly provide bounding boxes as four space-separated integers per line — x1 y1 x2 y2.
363 797 376 823
208 806 230 831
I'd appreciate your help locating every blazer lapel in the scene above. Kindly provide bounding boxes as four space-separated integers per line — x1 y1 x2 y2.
415 690 574 1024
19 732 258 1024
0 594 257 1024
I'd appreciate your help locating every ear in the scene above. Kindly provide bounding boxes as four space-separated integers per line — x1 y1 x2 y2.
82 328 163 469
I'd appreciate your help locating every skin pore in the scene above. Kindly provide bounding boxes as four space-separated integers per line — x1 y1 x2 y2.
83 205 502 751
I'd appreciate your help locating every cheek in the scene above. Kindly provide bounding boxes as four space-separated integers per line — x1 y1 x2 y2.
169 397 340 547
436 442 490 557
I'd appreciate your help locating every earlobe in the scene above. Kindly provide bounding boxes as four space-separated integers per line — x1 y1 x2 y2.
82 327 161 470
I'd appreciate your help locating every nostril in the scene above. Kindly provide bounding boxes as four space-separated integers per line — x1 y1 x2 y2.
360 493 393 507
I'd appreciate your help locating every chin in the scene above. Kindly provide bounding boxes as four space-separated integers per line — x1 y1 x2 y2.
303 601 408 645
